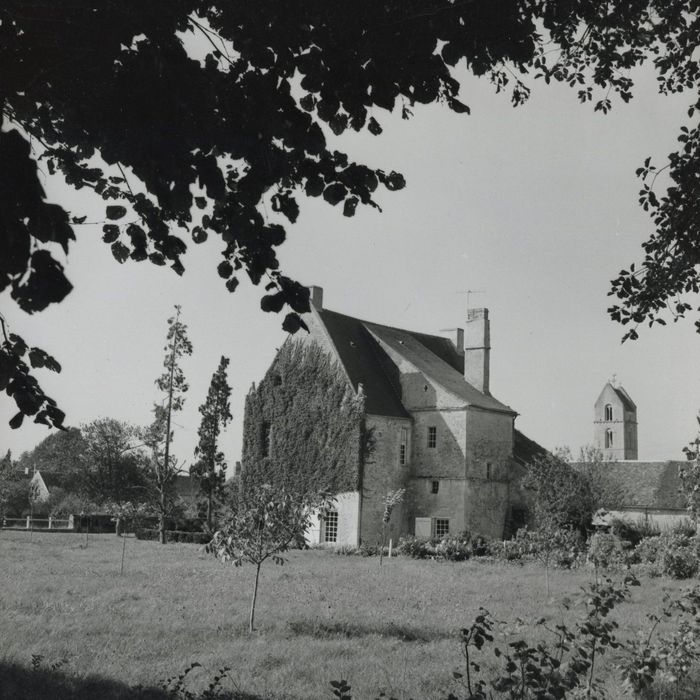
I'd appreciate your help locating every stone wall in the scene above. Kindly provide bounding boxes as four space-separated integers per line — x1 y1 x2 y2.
411 409 467 479
359 414 412 544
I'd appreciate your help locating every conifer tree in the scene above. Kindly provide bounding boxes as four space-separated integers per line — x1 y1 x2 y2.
192 356 232 529
144 305 193 544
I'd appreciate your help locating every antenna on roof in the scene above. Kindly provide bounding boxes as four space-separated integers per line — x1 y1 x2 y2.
456 289 486 310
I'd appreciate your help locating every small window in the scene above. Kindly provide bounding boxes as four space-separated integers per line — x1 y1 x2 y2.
486 462 492 480
605 404 613 421
605 429 614 448
399 427 409 466
261 422 272 457
434 518 449 537
427 426 437 449
324 511 338 543
431 480 439 494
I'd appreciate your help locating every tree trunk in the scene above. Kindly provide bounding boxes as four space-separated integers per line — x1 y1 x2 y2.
159 311 179 544
207 490 212 530
249 562 262 633
158 508 166 544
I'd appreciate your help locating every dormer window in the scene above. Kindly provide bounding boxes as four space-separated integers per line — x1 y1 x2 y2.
605 404 613 421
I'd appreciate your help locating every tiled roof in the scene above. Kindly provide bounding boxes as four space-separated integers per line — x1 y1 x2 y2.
316 309 409 418
613 386 636 412
512 430 549 466
316 308 515 417
582 461 687 510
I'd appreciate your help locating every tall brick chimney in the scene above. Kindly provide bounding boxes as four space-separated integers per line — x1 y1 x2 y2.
308 285 323 310
464 308 490 395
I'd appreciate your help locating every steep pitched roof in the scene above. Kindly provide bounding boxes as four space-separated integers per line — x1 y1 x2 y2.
596 382 636 412
613 386 637 412
592 461 686 510
315 308 515 417
512 430 549 466
315 309 409 418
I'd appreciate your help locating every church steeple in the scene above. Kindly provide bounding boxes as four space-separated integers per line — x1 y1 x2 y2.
594 380 638 460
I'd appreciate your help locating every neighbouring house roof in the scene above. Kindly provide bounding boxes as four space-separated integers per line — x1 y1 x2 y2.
591 461 687 511
512 430 549 467
315 308 515 418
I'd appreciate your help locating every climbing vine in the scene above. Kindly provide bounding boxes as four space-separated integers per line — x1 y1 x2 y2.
241 340 366 496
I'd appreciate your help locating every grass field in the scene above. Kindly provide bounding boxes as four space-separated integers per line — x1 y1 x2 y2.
0 531 694 699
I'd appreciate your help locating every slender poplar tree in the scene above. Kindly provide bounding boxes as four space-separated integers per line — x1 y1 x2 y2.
192 356 232 529
144 305 193 544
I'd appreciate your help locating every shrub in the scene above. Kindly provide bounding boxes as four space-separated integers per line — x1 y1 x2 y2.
134 528 210 544
633 536 663 564
670 517 697 538
661 535 698 579
434 534 471 561
588 532 628 570
487 539 524 561
397 535 431 559
610 516 660 547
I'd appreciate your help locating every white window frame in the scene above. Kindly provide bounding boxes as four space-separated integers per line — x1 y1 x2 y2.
433 518 450 537
323 511 338 543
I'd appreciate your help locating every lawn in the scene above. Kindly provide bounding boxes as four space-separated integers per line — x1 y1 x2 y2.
0 531 693 699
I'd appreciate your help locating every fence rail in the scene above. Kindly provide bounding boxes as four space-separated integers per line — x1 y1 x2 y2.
1 515 74 530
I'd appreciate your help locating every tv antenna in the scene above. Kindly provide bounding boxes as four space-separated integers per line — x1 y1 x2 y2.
456 289 486 310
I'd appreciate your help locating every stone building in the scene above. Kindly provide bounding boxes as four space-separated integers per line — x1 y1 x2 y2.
242 287 544 546
589 381 690 531
593 381 638 460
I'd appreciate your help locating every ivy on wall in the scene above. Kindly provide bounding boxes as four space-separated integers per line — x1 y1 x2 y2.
241 340 366 496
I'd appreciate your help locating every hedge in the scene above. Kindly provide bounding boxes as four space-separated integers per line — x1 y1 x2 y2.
134 529 211 544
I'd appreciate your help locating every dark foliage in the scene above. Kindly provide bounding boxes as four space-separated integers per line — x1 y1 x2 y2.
191 356 232 528
15 428 86 488
2 1 698 428
135 528 210 544
241 341 365 497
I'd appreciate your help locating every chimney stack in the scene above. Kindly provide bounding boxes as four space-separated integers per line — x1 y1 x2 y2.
309 285 323 310
441 328 464 354
464 308 490 395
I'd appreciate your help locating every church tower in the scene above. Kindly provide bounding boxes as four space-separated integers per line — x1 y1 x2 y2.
594 380 638 460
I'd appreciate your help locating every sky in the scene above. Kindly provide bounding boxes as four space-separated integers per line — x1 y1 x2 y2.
2 58 699 473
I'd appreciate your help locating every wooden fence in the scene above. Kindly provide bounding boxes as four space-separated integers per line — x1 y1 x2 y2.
1 515 74 530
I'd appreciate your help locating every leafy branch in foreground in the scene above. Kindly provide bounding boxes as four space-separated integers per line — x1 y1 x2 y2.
3 2 700 428
0 314 65 430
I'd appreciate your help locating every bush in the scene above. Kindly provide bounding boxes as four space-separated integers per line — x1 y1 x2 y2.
660 534 698 579
487 539 524 561
610 516 660 547
670 517 697 538
633 536 663 564
134 529 210 544
434 534 471 561
588 532 627 569
397 535 431 559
